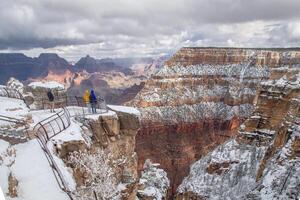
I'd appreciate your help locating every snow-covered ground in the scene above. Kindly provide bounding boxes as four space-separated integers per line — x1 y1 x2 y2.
0 97 29 121
108 105 140 116
0 140 69 200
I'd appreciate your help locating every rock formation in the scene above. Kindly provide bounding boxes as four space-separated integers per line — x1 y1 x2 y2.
56 107 141 199
137 159 170 200
128 47 300 197
0 53 71 84
176 58 300 199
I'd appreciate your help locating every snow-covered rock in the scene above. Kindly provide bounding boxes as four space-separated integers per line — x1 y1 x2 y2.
137 160 170 200
176 69 300 200
6 78 24 93
28 81 65 90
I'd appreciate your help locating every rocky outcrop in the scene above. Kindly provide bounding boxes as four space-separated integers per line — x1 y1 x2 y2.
58 108 140 199
7 172 18 198
137 159 170 200
176 67 300 199
24 82 67 109
128 47 300 198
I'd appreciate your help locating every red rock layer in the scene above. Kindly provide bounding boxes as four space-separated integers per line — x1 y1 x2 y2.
165 47 300 67
136 117 240 197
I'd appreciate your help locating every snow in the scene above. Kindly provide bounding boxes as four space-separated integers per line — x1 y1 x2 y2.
156 64 270 79
108 105 140 116
0 140 10 196
139 102 253 122
0 97 29 122
1 140 69 200
0 187 4 200
245 122 300 199
6 78 24 94
0 140 9 154
137 160 170 200
177 139 267 200
29 109 60 127
261 74 300 90
50 118 85 143
28 81 65 90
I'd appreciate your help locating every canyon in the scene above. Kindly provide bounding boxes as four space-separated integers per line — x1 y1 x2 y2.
176 56 300 199
0 53 166 104
128 47 300 198
0 47 299 200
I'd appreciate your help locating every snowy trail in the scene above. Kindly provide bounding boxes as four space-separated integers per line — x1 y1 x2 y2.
0 97 29 123
6 140 69 200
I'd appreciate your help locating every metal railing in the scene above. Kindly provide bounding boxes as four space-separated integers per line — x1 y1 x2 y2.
35 95 108 113
33 108 71 142
34 108 74 200
32 95 109 200
36 135 74 200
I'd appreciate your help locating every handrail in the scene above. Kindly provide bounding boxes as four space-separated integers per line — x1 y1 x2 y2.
34 108 74 200
36 136 74 200
33 108 71 140
34 95 108 112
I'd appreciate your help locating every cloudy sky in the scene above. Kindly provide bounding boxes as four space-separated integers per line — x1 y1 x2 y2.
0 0 300 61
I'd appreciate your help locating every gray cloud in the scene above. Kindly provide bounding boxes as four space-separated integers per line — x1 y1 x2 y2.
0 0 300 60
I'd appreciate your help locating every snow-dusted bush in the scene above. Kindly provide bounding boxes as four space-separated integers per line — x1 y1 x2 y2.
67 149 120 200
6 77 24 93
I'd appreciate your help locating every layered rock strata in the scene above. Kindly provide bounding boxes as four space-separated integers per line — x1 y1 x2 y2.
128 47 300 197
176 67 300 199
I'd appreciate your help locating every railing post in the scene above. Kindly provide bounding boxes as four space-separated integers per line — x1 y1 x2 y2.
40 123 49 140
4 88 10 97
93 191 98 200
56 111 66 130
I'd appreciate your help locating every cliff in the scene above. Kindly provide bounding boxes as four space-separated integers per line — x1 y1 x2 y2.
0 85 141 200
128 47 300 197
176 65 300 199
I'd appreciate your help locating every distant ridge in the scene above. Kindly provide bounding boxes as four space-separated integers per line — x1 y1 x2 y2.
181 46 300 51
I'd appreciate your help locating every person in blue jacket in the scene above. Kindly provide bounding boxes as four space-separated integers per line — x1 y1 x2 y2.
89 90 97 114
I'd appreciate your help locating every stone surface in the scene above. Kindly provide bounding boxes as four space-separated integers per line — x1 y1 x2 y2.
128 47 300 198
24 84 67 109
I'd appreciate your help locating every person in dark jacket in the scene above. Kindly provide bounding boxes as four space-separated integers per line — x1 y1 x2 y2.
47 89 55 112
89 90 97 114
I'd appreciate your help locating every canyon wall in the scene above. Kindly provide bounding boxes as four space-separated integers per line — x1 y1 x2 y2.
128 47 300 197
176 63 300 199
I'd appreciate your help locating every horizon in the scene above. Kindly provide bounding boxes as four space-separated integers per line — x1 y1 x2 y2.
2 46 300 63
